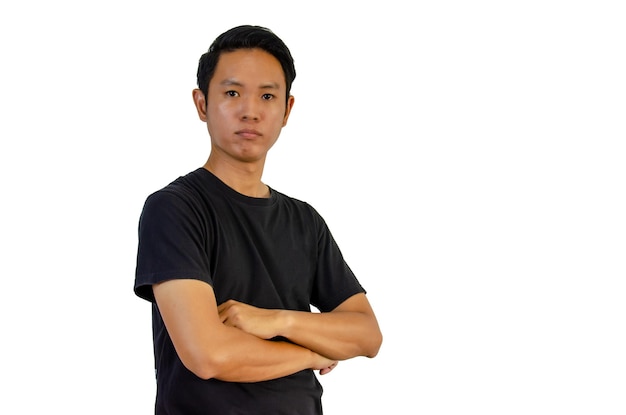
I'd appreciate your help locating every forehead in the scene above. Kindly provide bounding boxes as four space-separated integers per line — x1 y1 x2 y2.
212 48 285 87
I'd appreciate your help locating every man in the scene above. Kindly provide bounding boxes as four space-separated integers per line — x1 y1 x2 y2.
134 25 382 414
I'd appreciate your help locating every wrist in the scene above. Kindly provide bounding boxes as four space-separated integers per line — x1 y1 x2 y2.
276 309 294 338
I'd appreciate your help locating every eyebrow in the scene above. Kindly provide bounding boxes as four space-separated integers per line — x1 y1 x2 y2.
219 78 281 90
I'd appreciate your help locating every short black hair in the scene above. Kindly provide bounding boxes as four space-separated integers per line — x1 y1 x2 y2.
197 25 296 104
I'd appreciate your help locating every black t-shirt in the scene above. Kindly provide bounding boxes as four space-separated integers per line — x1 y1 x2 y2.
134 168 365 415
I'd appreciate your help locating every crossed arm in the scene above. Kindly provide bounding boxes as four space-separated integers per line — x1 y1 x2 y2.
153 279 382 383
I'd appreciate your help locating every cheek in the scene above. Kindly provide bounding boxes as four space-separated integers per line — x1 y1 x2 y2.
214 101 233 118
207 102 233 129
270 105 289 124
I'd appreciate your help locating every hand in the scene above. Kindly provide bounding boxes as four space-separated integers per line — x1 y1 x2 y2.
217 299 282 339
313 354 338 376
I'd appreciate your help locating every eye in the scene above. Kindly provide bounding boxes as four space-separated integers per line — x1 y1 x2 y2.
226 90 239 97
261 93 274 100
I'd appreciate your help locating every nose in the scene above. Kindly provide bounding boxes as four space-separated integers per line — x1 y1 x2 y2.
240 96 260 121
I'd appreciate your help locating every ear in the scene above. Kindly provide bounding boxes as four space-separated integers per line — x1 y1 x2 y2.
282 95 295 127
192 89 208 122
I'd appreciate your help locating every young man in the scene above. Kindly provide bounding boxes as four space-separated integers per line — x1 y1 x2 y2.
134 25 382 415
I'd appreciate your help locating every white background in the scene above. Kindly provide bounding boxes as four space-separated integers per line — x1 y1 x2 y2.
1 1 625 414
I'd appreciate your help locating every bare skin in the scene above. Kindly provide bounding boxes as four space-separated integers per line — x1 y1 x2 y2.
154 279 337 381
218 293 382 361
153 48 382 382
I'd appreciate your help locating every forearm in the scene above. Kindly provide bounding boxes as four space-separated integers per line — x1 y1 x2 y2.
202 325 320 382
153 279 334 383
278 308 381 361
217 293 382 363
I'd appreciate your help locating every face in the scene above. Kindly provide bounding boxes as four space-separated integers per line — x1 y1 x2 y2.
193 48 295 165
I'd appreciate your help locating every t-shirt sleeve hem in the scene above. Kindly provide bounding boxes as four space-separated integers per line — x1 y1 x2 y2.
314 285 367 312
134 270 212 303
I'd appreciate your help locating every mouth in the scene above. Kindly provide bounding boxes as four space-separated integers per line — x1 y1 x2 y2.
236 129 262 139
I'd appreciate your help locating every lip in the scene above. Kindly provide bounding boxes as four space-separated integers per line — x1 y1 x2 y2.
235 129 262 139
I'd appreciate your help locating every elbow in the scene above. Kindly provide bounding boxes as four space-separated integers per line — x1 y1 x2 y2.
365 330 383 358
339 329 383 360
180 350 226 381
184 357 218 380
343 323 383 360
191 366 216 381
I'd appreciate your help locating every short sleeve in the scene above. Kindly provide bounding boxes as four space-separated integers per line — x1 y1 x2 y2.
134 189 212 302
309 207 366 312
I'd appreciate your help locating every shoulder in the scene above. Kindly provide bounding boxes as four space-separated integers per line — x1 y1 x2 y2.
140 169 212 225
143 169 208 208
271 188 309 210
271 189 327 228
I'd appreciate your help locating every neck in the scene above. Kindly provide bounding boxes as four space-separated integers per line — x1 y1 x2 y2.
203 156 270 198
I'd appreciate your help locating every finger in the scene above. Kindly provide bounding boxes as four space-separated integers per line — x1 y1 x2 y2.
319 362 337 375
217 299 239 311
